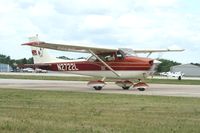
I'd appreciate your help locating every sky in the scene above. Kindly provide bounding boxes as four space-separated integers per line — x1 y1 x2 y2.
0 0 199 64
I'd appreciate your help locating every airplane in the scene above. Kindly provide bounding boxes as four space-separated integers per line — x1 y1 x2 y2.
160 71 184 80
22 36 184 91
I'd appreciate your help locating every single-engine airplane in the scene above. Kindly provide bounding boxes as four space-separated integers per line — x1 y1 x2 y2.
22 36 184 91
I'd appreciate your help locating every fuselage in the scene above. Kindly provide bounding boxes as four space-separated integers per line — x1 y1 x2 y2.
36 51 155 79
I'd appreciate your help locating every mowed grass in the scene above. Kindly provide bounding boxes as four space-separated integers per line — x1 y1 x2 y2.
0 89 200 133
0 74 200 85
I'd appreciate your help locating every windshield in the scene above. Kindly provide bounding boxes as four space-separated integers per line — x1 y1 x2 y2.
119 48 136 56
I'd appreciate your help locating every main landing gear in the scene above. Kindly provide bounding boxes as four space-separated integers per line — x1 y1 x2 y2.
87 80 106 90
115 79 149 91
87 79 148 91
115 80 133 90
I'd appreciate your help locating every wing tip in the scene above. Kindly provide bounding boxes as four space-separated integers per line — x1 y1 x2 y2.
21 41 45 46
168 48 185 52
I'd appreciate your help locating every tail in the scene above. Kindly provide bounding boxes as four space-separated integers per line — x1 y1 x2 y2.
28 35 66 64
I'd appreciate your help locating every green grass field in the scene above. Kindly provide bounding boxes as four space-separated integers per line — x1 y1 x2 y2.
0 89 200 133
0 74 200 85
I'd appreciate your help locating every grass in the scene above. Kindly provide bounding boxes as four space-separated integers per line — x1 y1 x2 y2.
0 74 200 85
0 89 200 133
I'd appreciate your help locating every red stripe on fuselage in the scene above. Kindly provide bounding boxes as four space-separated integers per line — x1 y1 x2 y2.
34 56 153 71
36 61 151 71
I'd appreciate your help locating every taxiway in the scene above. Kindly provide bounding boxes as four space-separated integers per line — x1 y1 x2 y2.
0 79 200 97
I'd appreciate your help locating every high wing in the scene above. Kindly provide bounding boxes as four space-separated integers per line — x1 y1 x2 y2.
22 41 184 55
22 41 118 54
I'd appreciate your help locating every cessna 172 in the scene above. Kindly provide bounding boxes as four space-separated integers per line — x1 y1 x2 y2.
22 36 184 91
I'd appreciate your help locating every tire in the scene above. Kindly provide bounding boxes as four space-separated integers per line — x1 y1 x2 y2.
138 88 145 91
94 86 102 90
122 87 130 90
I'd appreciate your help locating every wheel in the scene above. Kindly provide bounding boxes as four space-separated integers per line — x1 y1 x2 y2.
138 88 145 91
122 86 130 90
94 86 102 90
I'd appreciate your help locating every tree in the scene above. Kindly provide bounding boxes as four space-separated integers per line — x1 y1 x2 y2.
191 63 200 67
0 54 8 64
0 54 33 69
27 57 34 64
57 56 72 60
156 59 181 72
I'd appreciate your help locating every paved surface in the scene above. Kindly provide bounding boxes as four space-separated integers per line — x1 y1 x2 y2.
1 72 200 80
0 79 200 97
0 72 88 77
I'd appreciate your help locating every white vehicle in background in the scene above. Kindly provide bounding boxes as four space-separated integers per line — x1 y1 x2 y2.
22 68 34 73
160 71 184 80
35 68 48 73
159 72 168 76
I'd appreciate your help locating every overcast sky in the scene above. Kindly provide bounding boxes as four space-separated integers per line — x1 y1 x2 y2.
0 0 199 63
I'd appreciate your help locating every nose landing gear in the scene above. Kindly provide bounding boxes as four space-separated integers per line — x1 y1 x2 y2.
133 79 148 91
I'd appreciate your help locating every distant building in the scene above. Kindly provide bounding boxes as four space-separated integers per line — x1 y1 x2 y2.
0 63 11 72
170 64 200 77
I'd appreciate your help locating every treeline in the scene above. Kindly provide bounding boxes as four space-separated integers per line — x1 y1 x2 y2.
0 54 33 68
191 63 200 66
156 59 181 72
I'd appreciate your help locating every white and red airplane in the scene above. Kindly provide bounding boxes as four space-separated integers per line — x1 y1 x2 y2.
22 36 184 91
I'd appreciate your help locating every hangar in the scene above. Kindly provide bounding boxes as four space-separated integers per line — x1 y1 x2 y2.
170 64 200 77
0 63 11 72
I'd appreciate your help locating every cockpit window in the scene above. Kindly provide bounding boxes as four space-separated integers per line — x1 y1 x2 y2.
119 48 135 56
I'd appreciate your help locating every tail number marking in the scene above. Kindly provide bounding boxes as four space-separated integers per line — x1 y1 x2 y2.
57 63 79 71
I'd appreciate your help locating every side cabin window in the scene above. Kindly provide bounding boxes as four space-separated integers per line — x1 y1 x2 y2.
88 51 126 62
88 55 97 62
116 50 124 60
105 53 115 61
99 53 116 62
88 53 116 62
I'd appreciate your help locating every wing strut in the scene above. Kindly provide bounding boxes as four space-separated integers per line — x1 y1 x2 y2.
147 52 152 57
88 49 121 78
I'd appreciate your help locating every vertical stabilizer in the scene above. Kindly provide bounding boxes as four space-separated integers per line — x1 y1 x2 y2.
29 35 66 64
